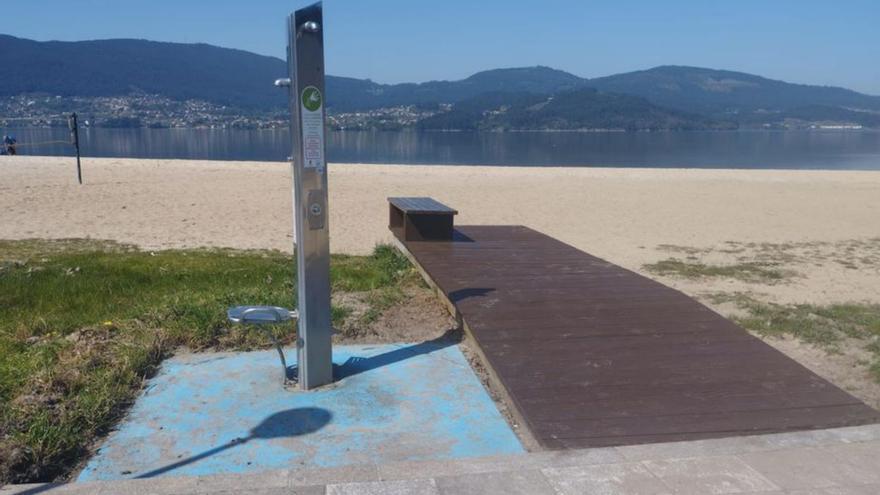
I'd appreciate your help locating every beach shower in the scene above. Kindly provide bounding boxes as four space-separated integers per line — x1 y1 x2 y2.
228 2 333 391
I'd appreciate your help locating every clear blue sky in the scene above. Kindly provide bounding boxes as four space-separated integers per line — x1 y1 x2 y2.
5 0 879 94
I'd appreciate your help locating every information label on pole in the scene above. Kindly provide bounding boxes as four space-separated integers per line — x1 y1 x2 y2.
300 86 324 170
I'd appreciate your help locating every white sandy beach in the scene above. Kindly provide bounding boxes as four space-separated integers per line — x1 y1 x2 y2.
1 155 879 307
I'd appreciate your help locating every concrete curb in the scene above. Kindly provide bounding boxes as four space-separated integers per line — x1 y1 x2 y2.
4 424 880 494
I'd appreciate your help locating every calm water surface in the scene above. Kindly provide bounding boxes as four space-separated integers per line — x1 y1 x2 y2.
4 128 880 169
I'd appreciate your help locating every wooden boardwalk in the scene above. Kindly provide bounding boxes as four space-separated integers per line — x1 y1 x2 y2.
397 225 880 449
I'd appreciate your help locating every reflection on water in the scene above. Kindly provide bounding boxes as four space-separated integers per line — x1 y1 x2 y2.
3 127 880 169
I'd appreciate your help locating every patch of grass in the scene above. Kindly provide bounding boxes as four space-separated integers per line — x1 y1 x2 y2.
870 341 880 382
663 239 880 269
0 240 416 484
655 244 711 255
735 302 846 349
644 258 792 283
713 293 880 383
333 245 418 328
331 244 416 292
360 287 407 325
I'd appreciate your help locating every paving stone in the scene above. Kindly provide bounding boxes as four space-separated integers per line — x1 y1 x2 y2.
828 425 880 444
378 459 474 481
378 460 488 481
542 462 672 495
824 441 880 483
327 478 438 495
93 476 201 495
378 455 536 481
288 487 326 495
758 429 849 450
739 447 878 490
289 464 378 486
0 483 52 495
196 470 289 492
213 487 324 495
747 426 880 453
528 447 625 467
822 485 880 495
433 453 541 473
435 469 555 495
13 428 880 494
378 449 623 482
615 436 771 461
1 482 113 495
643 456 779 494
0 478 186 495
776 491 826 495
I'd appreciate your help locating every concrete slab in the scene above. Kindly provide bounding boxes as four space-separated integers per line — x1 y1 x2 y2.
823 441 880 480
195 470 288 492
527 447 626 468
643 456 779 494
614 436 771 462
214 490 322 495
821 486 880 495
288 464 378 487
376 448 624 481
435 470 556 495
739 446 878 490
827 424 880 443
542 463 672 495
326 479 438 495
377 456 519 481
78 344 522 481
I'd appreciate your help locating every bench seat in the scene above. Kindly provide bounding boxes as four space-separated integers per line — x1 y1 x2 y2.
388 197 458 242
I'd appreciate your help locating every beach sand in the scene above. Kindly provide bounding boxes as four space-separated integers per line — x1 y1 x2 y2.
2 155 878 304
3 155 880 406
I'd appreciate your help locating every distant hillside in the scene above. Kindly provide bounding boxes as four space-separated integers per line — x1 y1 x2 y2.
0 35 288 109
315 66 588 112
3 35 880 128
0 36 584 112
418 88 734 131
308 66 587 111
587 66 880 115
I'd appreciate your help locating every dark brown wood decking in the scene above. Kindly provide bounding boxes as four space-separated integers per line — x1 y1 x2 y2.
397 225 880 449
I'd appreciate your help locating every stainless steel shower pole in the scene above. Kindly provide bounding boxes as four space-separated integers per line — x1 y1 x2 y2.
285 2 333 390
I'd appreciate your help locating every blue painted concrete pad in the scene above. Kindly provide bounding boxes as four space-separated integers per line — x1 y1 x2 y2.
78 343 523 481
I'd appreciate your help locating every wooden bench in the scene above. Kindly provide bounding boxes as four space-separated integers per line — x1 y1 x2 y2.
388 197 458 242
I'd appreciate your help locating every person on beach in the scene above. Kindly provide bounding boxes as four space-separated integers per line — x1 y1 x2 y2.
3 135 16 155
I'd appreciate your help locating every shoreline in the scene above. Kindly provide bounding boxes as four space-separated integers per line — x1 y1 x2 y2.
7 153 880 173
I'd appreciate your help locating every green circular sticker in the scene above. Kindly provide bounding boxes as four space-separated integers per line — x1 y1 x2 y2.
301 86 322 112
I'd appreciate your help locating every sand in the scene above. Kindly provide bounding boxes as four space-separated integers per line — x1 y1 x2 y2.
3 155 878 305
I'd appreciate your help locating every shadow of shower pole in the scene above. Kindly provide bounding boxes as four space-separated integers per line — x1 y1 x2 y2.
333 329 463 381
134 407 332 479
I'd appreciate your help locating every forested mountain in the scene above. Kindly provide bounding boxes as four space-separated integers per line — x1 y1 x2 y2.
0 35 288 108
3 35 879 128
0 36 585 111
588 66 880 115
418 89 734 131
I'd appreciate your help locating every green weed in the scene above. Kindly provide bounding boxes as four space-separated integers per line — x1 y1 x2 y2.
644 258 792 283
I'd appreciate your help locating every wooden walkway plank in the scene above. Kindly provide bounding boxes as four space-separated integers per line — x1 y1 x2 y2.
396 224 880 449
